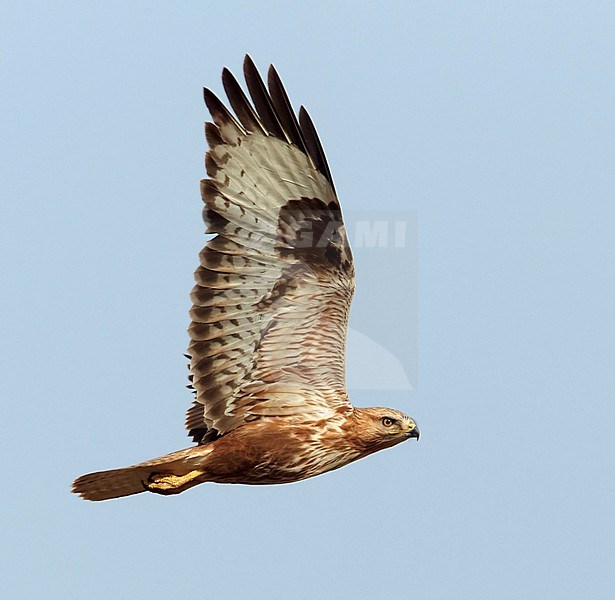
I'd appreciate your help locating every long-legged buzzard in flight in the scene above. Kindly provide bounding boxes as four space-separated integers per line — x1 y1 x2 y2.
72 56 419 501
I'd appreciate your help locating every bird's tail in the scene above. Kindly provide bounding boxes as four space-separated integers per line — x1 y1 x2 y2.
71 447 207 502
72 464 153 501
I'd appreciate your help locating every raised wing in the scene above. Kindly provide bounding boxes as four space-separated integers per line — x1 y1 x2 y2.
186 56 354 442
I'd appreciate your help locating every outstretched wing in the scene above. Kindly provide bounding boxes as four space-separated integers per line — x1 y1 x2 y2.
186 56 354 442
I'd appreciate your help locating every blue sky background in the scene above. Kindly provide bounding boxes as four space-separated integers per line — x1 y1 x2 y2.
1 2 614 598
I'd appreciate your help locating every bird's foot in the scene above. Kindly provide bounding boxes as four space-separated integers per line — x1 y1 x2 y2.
145 470 204 495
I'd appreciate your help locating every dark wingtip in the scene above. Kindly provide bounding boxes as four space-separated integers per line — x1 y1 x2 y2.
299 105 335 191
203 87 244 133
222 66 265 133
243 55 286 140
267 64 309 155
205 59 335 187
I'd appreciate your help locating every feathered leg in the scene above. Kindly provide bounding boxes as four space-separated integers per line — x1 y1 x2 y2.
145 470 207 495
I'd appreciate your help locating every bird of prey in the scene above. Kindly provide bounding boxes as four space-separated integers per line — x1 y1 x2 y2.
72 56 419 502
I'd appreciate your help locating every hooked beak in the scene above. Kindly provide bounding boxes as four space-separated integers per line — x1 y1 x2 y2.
405 424 420 441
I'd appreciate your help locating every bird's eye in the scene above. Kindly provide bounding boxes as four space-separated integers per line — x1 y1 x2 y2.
381 417 395 427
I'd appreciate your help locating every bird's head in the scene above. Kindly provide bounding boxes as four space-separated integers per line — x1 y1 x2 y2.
349 407 419 454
